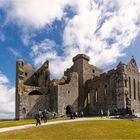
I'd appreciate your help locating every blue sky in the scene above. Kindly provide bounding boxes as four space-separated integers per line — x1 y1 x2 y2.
0 0 140 119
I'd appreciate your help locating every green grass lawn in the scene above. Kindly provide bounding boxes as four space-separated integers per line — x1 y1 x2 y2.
0 117 69 128
0 120 140 139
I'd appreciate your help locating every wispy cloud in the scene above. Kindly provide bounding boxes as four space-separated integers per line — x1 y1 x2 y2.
0 72 15 119
63 0 140 66
1 0 140 78
8 47 22 58
0 73 9 84
4 0 74 28
0 33 5 42
29 0 140 78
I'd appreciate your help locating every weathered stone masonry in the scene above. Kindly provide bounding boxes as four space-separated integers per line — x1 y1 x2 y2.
16 54 140 119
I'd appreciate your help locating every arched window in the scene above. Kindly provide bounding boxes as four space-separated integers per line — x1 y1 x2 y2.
25 72 28 76
125 80 127 88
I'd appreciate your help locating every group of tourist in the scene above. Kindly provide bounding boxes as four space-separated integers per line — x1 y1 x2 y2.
35 110 57 126
69 111 84 119
35 109 48 126
101 109 120 118
100 109 111 118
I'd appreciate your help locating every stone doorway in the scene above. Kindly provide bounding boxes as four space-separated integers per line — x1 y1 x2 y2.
66 105 72 116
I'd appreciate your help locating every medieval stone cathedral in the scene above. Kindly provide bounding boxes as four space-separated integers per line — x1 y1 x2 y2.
16 54 140 119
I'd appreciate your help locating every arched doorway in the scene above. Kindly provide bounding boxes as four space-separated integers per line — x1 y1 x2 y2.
22 107 26 119
22 107 26 114
66 105 72 116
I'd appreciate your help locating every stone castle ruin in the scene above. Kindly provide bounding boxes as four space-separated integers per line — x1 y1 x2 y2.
16 54 140 119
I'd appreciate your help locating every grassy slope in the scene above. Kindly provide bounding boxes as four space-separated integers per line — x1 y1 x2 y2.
0 118 69 128
0 120 140 139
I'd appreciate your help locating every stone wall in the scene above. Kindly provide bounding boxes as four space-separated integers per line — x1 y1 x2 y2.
16 59 50 119
124 58 140 113
86 58 140 115
16 54 140 119
57 72 78 116
64 54 102 112
17 85 49 119
86 69 118 115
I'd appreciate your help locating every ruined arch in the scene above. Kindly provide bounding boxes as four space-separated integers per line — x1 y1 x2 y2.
28 90 43 95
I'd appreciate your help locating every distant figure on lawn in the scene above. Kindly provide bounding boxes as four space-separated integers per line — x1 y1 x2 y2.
114 108 118 116
73 112 76 119
70 111 73 119
35 111 42 126
75 112 78 117
80 111 84 117
107 109 110 118
42 109 48 123
101 109 103 118
53 112 56 118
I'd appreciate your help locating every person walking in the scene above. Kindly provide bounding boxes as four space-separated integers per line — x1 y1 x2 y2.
35 111 41 126
107 109 110 118
101 109 103 118
70 111 73 119
80 111 84 117
73 112 76 119
42 109 48 123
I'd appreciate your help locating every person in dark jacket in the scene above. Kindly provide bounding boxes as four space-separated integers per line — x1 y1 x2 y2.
35 111 41 126
42 109 48 123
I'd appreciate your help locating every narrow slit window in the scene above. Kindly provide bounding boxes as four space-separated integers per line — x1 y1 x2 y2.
133 79 136 100
125 80 127 88
104 85 107 96
138 81 140 100
129 77 131 98
87 93 90 104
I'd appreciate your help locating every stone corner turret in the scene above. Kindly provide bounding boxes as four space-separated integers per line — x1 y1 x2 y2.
72 54 90 62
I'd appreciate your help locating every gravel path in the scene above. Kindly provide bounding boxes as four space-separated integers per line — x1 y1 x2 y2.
0 117 118 133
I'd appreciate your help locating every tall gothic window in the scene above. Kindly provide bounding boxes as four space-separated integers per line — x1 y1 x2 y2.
87 93 90 104
104 85 107 96
129 77 131 98
95 88 98 102
125 80 127 88
133 79 136 100
138 81 140 100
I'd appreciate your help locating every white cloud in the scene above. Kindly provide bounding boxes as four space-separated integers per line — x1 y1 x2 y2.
30 0 140 78
1 0 139 78
5 0 75 28
8 47 22 58
0 72 15 119
0 73 9 84
63 0 140 66
30 39 72 78
0 0 7 7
